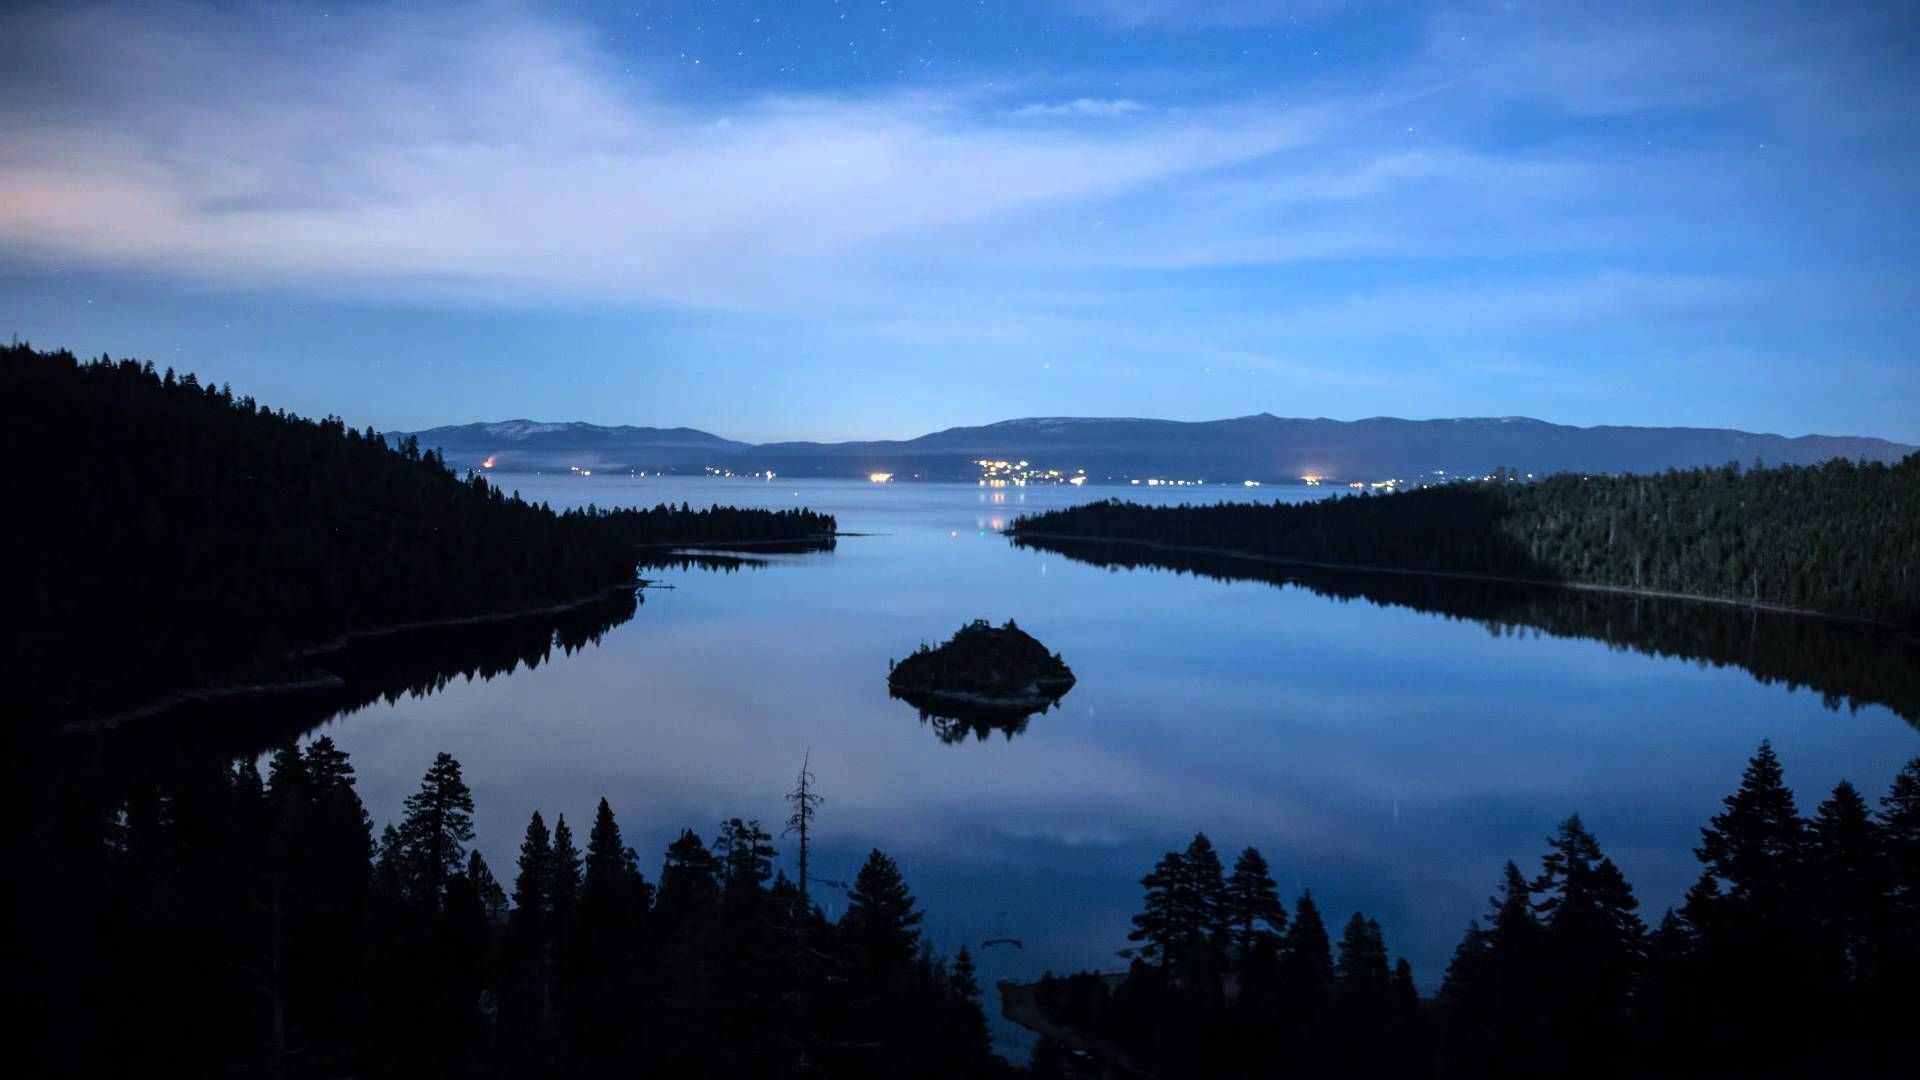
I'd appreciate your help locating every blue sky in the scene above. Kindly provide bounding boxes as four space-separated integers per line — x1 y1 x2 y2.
1 0 1916 442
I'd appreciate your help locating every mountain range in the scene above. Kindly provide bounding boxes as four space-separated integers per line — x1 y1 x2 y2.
392 414 1917 484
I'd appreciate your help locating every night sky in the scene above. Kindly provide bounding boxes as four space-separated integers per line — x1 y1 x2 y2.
1 1 1915 442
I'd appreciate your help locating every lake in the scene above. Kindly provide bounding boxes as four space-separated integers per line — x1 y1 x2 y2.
204 475 1916 1048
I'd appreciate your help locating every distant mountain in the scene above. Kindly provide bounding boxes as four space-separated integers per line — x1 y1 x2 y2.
394 413 1916 482
388 420 749 473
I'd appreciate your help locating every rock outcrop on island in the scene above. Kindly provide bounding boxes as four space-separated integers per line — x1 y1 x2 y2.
887 619 1076 742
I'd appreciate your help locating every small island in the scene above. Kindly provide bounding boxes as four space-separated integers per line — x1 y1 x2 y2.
888 620 1076 741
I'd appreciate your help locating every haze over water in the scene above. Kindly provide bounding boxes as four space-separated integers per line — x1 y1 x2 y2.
287 476 1916 1047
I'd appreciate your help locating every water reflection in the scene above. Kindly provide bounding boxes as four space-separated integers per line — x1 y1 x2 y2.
888 685 1070 744
66 588 641 761
1011 536 1920 727
39 477 1919 1058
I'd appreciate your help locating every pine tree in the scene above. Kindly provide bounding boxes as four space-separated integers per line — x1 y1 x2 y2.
1281 889 1334 1003
1695 740 1806 910
842 849 924 979
1687 741 1817 1072
1128 847 1189 968
1184 833 1230 959
304 735 357 794
396 752 476 910
549 814 582 928
1438 861 1540 1078
1334 912 1392 1005
1530 815 1644 1071
1808 780 1882 984
1880 758 1920 922
1870 759 1920 1047
655 828 721 929
715 817 776 900
373 824 406 905
583 799 626 895
469 850 508 923
947 945 993 1070
511 811 553 938
1127 833 1228 977
1224 846 1286 968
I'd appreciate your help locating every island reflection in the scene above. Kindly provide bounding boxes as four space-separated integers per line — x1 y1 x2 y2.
888 687 1067 744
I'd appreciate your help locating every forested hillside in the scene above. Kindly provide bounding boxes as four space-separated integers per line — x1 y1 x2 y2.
1011 459 1920 625
1 345 833 724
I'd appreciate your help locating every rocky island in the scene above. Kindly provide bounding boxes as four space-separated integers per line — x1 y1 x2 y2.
887 619 1076 741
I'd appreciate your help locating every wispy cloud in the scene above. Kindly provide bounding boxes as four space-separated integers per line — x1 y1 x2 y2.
1010 97 1149 119
0 0 1913 433
0 5 1335 311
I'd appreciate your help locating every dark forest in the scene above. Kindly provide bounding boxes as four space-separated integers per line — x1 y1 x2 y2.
1010 459 1920 626
1 344 833 725
1026 741 1919 1078
22 737 1917 1077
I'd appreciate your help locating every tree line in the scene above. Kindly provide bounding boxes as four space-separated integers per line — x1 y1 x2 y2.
1027 742 1920 1078
1010 537 1920 728
24 741 1000 1078
1 344 833 725
1010 457 1920 626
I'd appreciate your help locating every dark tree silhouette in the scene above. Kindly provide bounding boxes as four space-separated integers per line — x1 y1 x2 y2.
842 848 925 977
1225 846 1287 968
1010 454 1920 626
784 751 824 907
397 751 477 910
2 343 837 726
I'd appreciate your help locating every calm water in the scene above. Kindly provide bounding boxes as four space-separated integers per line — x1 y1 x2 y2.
277 476 1913 1046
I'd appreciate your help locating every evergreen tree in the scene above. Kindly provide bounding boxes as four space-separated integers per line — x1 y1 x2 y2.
1438 861 1540 1078
397 751 476 909
716 817 777 900
842 849 925 979
1225 846 1287 968
1685 741 1818 1073
1695 740 1806 910
655 828 721 932
583 798 629 897
1871 759 1920 1049
1273 889 1335 1070
1127 833 1229 977
469 850 508 923
373 823 406 905
1530 816 1644 1074
1809 781 1882 982
1334 912 1392 1007
1128 847 1190 969
1280 889 1335 1010
549 813 583 926
510 810 554 938
1184 833 1230 958
947 946 994 1072
1881 758 1920 923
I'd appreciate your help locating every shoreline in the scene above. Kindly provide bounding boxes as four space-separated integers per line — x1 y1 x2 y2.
640 533 838 551
1010 531 1908 630
62 582 645 735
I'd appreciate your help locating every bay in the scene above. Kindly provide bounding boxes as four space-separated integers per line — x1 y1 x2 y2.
230 475 1916 1047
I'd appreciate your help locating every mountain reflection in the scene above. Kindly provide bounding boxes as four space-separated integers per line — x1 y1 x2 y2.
1012 536 1920 727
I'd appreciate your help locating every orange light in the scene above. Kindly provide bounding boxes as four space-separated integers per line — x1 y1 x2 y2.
481 455 496 468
